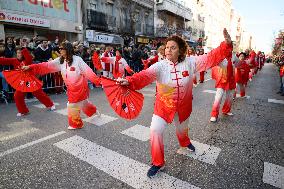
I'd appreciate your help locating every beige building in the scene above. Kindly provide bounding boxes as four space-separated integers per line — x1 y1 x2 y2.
203 0 232 50
183 0 205 44
230 9 243 52
154 0 192 38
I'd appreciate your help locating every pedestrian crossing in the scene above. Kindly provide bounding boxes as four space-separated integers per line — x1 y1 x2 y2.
54 135 200 189
1 100 283 188
263 162 284 188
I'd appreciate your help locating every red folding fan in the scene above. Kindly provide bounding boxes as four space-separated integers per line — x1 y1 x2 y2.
100 76 144 120
3 70 43 92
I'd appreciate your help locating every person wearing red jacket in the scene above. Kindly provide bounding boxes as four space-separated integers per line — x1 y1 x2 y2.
92 50 103 72
117 29 232 178
234 52 250 97
210 52 236 122
101 47 112 78
22 42 101 129
0 47 55 116
248 50 257 81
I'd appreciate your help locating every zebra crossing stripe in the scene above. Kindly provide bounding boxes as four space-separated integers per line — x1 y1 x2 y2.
33 102 60 109
0 131 66 157
121 125 221 165
54 108 68 116
177 141 221 165
54 135 200 189
203 90 216 94
263 162 284 188
121 124 150 141
0 119 38 142
268 99 284 105
83 114 117 126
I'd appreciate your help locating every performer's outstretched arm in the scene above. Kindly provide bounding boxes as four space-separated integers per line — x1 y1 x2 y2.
194 29 233 73
0 57 18 67
24 58 61 75
119 64 158 90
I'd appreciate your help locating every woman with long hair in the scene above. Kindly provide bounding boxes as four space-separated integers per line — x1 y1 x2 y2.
22 42 101 129
117 29 233 178
0 47 55 116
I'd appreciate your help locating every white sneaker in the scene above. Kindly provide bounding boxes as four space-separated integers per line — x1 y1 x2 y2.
17 113 23 117
193 84 197 88
95 110 101 117
49 105 56 111
210 117 217 122
224 112 234 116
17 113 28 117
68 126 77 130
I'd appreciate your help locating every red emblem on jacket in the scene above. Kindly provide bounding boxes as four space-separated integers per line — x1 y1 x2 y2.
70 67 75 71
182 71 189 77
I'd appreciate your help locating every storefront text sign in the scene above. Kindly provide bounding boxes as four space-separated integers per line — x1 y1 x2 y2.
1 0 76 22
94 35 114 44
0 11 50 27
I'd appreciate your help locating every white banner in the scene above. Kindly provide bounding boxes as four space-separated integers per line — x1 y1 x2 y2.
0 11 50 27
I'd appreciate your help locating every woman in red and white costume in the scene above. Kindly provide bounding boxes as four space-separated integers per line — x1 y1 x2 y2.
101 47 113 78
117 29 232 178
0 47 55 116
188 47 198 87
209 52 237 122
22 42 101 130
101 49 134 79
234 52 250 98
142 44 166 70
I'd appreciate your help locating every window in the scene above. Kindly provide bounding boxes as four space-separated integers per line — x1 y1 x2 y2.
90 0 97 10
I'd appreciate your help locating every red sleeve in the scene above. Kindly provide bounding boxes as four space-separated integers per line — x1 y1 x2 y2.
195 41 233 73
30 59 61 75
126 66 157 90
21 48 33 65
0 57 19 67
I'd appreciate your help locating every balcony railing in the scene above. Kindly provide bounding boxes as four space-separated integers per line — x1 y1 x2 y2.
87 9 108 31
87 9 116 31
156 0 192 21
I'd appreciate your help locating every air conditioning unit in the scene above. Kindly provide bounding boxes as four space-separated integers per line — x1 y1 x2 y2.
156 0 163 4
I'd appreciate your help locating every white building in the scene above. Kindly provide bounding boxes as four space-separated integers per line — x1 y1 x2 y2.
203 0 232 50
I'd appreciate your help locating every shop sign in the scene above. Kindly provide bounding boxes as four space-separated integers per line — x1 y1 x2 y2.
94 35 114 44
0 11 50 27
2 0 76 22
137 37 149 44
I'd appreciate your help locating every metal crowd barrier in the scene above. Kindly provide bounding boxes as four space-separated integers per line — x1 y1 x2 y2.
0 60 98 104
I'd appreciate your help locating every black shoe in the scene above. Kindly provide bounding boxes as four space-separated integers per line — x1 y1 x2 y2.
187 143 196 152
276 91 282 94
147 165 164 178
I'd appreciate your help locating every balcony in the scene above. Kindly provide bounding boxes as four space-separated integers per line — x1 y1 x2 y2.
87 9 116 31
156 0 192 21
131 0 155 9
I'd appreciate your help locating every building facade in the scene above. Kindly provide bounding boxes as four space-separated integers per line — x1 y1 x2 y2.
203 0 232 50
154 0 192 40
82 0 155 47
0 0 83 41
183 0 205 47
